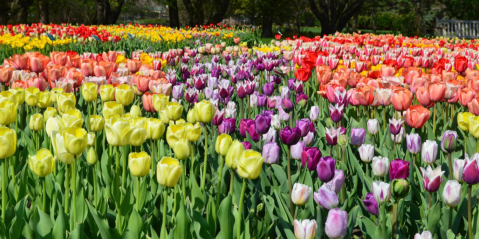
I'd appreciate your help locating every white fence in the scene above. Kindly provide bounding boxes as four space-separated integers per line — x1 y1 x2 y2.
436 18 479 39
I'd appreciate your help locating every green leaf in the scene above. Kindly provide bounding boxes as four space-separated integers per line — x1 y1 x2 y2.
9 196 27 239
173 201 191 239
125 210 143 239
86 201 112 239
52 203 67 239
427 201 442 234
29 206 54 239
217 194 234 239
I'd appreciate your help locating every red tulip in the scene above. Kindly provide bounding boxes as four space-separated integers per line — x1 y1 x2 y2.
406 105 430 128
454 55 468 73
295 68 312 82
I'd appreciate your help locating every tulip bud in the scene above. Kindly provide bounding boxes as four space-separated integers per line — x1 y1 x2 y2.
362 193 379 215
291 183 312 206
166 102 183 121
237 150 264 180
173 138 191 160
372 181 391 203
441 130 458 153
420 165 445 192
225 140 244 169
316 156 336 183
325 209 348 239
463 153 479 185
313 184 339 210
185 122 202 142
194 100 215 123
406 133 421 154
414 231 433 239
458 112 474 131
291 141 305 160
156 157 182 187
391 126 405 144
130 124 147 146
454 158 465 183
367 119 379 135
29 113 44 131
37 91 52 108
280 126 301 146
389 159 410 180
421 140 438 165
87 147 98 165
443 180 461 208
372 156 390 177
310 106 319 121
389 118 404 135
263 142 280 164
82 82 98 102
28 148 55 177
294 219 317 239
215 134 233 156
130 105 142 117
391 179 410 199
337 135 348 148
115 84 134 106
44 107 58 122
89 115 105 132
351 127 366 146
358 144 374 163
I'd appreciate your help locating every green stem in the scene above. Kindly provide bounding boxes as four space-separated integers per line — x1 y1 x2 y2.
392 201 397 239
201 124 208 191
10 157 17 199
229 169 234 195
94 163 98 207
429 192 432 210
237 179 247 239
449 206 453 230
476 138 479 153
341 146 346 204
287 146 294 216
433 104 436 134
122 146 127 188
173 185 177 214
215 155 224 210
469 185 473 239
2 159 7 223
136 177 140 211
448 153 453 180
42 178 46 212
65 164 70 214
72 159 77 229
161 188 168 238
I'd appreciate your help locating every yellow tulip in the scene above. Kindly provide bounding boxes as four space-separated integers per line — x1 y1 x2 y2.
9 87 25 105
186 108 198 124
87 132 95 146
153 94 169 112
146 118 165 140
62 109 84 127
82 82 98 102
0 91 16 105
25 87 40 107
28 148 55 177
170 119 186 126
469 116 479 138
50 88 64 103
185 123 202 142
29 113 44 131
44 107 58 122
194 100 215 123
86 147 98 165
237 150 264 180
57 93 76 113
100 84 115 102
89 115 105 132
225 140 244 170
46 116 65 137
166 124 186 147
166 102 183 121
159 110 169 124
63 127 88 156
129 151 151 177
115 84 134 106
173 138 191 160
37 91 52 108
130 105 142 117
215 133 232 156
103 101 124 119
458 112 474 132
0 100 18 125
0 127 16 159
105 117 133 146
156 157 182 187
51 129 75 164
130 125 147 146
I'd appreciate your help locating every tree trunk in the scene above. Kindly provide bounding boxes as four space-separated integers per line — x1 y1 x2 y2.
95 0 106 24
261 15 273 38
17 0 31 24
207 0 231 24
181 0 195 26
169 0 180 28
371 6 377 34
352 13 358 32
38 0 49 23
108 0 124 24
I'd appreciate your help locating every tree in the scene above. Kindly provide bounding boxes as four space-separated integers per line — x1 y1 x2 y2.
169 0 180 28
95 0 126 24
308 0 365 35
440 0 479 20
38 0 50 23
181 0 231 26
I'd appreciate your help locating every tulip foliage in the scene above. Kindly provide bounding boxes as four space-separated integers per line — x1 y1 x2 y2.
2 28 479 239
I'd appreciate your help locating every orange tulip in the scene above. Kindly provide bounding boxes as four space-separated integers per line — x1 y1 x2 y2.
465 69 479 81
427 82 446 102
45 64 66 88
7 54 27 70
410 75 427 93
142 92 156 112
65 67 85 87
416 86 434 108
442 70 458 82
66 53 81 68
27 53 49 73
380 64 396 77
0 66 13 84
355 85 375 106
406 105 431 128
391 87 413 111
94 61 116 78
315 65 332 85
467 77 479 92
126 59 142 73
102 51 118 63
50 52 67 66
81 59 95 77
131 75 151 93
402 66 422 85
459 88 477 106
348 71 361 88
468 96 479 116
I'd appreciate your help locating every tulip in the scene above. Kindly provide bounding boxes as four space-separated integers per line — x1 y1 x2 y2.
105 117 133 146
185 122 202 142
296 119 313 137
372 181 391 203
100 84 115 102
405 105 430 129
44 107 58 122
129 121 147 147
406 133 421 154
291 142 305 160
454 158 465 183
367 119 379 135
310 106 319 121
351 127 366 146
195 100 215 123
165 102 183 121
51 129 75 164
88 133 96 146
25 87 40 107
421 140 438 165
420 165 445 192
29 113 44 131
325 126 339 146
225 140 245 169
359 144 374 163
0 127 16 159
62 127 88 156
458 112 474 131
57 93 76 114
115 84 134 106
28 148 55 177
130 105 141 118
463 153 479 185
103 101 124 119
391 87 413 111
414 231 433 239
389 159 410 180
317 156 336 183
372 156 390 177
362 193 379 215
0 100 18 125
326 169 345 194
329 104 344 122
263 142 280 164
325 208 348 239
293 219 317 239
301 147 321 170
129 152 151 177
216 134 233 156
82 82 98 102
391 178 410 199
314 184 339 210
441 130 458 153
391 127 405 144
280 126 301 146
9 87 25 105
291 183 312 206
156 157 182 187
89 115 105 132
255 113 271 135
469 116 479 138
443 180 461 208
237 150 264 180
86 147 98 165
389 118 404 135
37 91 52 108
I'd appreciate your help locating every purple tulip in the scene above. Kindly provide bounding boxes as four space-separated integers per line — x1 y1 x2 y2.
254 113 271 135
211 110 224 126
239 119 254 138
281 98 293 113
389 118 404 135
463 153 479 185
257 95 267 107
218 81 230 99
296 119 313 137
334 89 350 107
389 159 410 181
172 85 183 99
351 127 366 146
317 156 336 183
325 126 339 146
310 106 319 121
263 83 274 96
313 184 339 210
247 124 261 142
241 141 252 150
303 131 314 146
338 127 346 135
420 165 445 192
293 81 303 94
194 76 206 90
326 169 345 194
329 103 344 123
263 142 280 164
301 147 321 171
325 208 348 239
441 130 458 153
291 142 305 160
185 88 197 103
237 83 247 99
288 79 295 91
218 118 235 134
296 93 308 105
278 105 290 121
280 126 301 146
406 133 421 154
267 96 278 109
362 193 379 215
280 86 290 99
